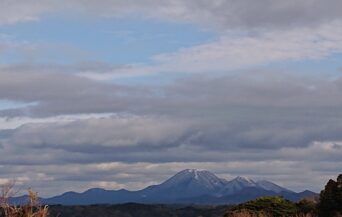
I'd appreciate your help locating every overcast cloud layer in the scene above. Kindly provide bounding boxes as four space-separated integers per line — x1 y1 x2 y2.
0 0 342 196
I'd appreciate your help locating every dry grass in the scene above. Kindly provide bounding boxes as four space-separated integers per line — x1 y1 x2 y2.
0 181 50 217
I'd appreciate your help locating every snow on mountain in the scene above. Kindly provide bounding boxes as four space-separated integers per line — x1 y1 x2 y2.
233 176 257 186
139 169 228 199
160 169 227 190
219 176 292 195
220 176 257 195
256 180 292 193
139 169 291 199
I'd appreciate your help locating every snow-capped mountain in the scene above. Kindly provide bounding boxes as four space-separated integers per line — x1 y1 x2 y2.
220 176 257 195
156 169 227 191
12 169 316 205
220 176 292 195
255 180 292 193
136 169 228 200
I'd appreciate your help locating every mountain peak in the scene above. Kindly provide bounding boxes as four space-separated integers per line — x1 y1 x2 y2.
184 169 198 172
179 169 208 179
182 168 199 174
234 176 255 184
167 169 216 182
152 169 227 197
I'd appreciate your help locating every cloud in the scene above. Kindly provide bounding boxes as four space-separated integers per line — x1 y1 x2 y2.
3 68 342 151
3 2 342 77
1 70 342 195
0 34 37 60
0 0 50 25
2 0 342 30
0 64 150 116
1 116 192 151
146 21 342 73
65 20 342 78
2 0 342 197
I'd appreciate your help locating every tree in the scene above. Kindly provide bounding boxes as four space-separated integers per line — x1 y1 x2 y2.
318 174 342 217
337 174 342 215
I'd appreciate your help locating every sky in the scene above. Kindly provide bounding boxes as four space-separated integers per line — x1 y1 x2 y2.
0 0 342 196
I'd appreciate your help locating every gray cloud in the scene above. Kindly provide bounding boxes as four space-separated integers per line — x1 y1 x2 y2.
0 64 150 116
2 0 342 30
2 116 192 151
0 67 342 194
1 0 342 196
3 68 342 151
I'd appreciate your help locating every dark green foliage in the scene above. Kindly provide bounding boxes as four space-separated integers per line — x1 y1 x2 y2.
296 199 317 215
318 174 342 217
47 203 232 217
224 196 298 217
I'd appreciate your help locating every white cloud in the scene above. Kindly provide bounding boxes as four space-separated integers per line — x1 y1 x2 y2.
2 1 342 78
0 113 113 130
147 21 342 74
73 21 342 80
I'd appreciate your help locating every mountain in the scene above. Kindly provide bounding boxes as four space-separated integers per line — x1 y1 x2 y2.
219 176 257 195
137 169 228 200
255 180 292 193
11 169 317 205
44 188 137 205
218 176 292 196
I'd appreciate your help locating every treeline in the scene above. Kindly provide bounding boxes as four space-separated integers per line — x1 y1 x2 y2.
225 174 342 217
48 203 231 217
224 196 316 217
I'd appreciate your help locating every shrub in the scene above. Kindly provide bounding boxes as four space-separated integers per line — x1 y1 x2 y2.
296 199 317 216
0 181 50 217
224 196 298 217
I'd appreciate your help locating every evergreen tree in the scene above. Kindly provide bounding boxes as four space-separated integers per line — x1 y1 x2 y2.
318 174 342 217
336 174 342 215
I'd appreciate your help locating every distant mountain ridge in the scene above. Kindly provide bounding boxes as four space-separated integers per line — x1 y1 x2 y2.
10 169 317 205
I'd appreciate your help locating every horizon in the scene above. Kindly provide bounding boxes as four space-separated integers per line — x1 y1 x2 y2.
0 0 342 197
15 168 317 199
